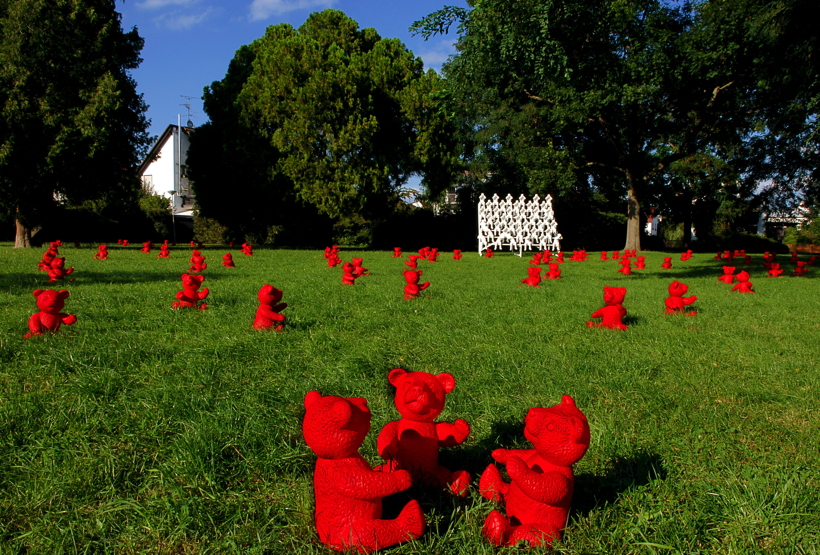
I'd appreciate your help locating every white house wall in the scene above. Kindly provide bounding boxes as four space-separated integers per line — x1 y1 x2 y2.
139 125 194 217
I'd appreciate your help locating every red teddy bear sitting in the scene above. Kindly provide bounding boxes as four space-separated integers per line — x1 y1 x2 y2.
479 395 590 547
377 368 471 496
25 289 78 339
352 258 369 277
732 270 755 293
189 250 207 272
545 262 562 279
342 262 357 285
665 280 697 315
253 284 287 331
172 274 209 310
718 266 736 284
521 266 542 287
586 286 628 330
94 245 108 259
47 257 74 282
303 391 425 553
452 249 462 260
222 253 235 268
403 270 430 300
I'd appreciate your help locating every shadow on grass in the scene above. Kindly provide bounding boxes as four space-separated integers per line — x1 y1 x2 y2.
572 450 667 517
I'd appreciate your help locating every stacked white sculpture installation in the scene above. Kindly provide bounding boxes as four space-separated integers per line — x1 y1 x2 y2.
477 193 562 256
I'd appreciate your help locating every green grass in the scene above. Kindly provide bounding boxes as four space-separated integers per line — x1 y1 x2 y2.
1 244 818 554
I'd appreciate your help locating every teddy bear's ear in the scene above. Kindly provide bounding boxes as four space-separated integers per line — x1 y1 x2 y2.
32 289 44 298
181 273 188 279
57 290 70 299
388 368 408 386
304 390 322 409
436 372 456 393
561 394 576 407
197 275 205 281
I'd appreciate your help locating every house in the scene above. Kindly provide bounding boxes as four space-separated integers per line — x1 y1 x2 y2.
137 123 195 221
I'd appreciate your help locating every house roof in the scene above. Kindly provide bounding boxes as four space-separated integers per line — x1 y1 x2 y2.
137 124 194 177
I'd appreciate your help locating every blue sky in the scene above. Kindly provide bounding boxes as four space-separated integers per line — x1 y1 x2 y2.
118 0 470 140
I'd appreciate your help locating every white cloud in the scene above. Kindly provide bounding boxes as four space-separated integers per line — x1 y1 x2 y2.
138 0 200 9
248 0 337 21
417 38 459 73
153 7 214 30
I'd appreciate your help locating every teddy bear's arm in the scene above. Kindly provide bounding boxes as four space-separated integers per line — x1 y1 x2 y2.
27 314 43 334
176 291 188 301
198 288 209 300
332 465 412 498
271 302 288 312
65 267 74 274
684 295 697 305
491 448 535 464
377 421 400 459
436 419 470 447
506 457 571 504
419 281 430 291
61 313 77 325
590 308 605 319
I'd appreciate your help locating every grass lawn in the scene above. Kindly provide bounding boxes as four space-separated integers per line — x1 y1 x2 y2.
1 244 818 554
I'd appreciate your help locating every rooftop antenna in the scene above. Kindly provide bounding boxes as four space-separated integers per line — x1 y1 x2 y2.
180 95 199 128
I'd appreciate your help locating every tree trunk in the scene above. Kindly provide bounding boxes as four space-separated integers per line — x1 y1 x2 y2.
14 216 32 248
623 174 642 251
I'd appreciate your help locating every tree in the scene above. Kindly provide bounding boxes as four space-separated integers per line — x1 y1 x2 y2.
414 0 805 250
0 0 150 247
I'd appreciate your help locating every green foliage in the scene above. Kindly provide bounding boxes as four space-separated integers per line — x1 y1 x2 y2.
0 0 151 242
138 194 172 239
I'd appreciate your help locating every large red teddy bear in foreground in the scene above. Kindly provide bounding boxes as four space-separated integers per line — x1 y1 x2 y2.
479 395 590 547
586 286 628 330
303 391 425 553
377 368 471 496
25 289 78 338
403 270 430 300
172 274 209 310
253 284 287 331
664 280 697 315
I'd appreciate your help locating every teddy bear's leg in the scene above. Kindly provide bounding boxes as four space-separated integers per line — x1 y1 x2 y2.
198 303 208 311
482 509 513 546
479 463 509 502
445 469 471 497
347 499 425 553
508 522 561 547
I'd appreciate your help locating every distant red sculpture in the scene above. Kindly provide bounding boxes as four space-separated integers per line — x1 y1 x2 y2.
809 256 818 266
545 263 562 280
762 252 775 269
732 271 755 293
378 368 471 496
47 257 74 282
542 251 553 263
189 250 207 272
418 246 430 260
324 246 332 259
342 262 357 285
327 251 342 268
586 286 628 330
713 251 723 261
479 395 590 547
403 270 430 300
427 248 439 262
600 251 609 261
529 252 543 265
392 247 402 258
664 280 697 315
222 253 235 268
404 255 420 269
767 263 784 277
661 257 673 269
612 250 621 260
485 248 495 258
570 250 588 261
555 251 565 264
38 249 57 271
94 245 108 260
157 244 170 258
617 259 632 275
680 250 693 261
793 261 809 276
790 252 799 264
242 242 254 256
303 391 425 554
253 284 287 331
172 274 209 310
634 256 646 269
452 249 462 261
352 258 370 277
718 266 736 284
744 255 753 265
140 241 152 253
25 289 77 339
521 266 542 287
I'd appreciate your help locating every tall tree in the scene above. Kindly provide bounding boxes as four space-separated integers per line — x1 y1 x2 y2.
0 0 150 247
415 0 800 250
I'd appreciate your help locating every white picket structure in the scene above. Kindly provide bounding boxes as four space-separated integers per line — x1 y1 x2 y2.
477 193 562 256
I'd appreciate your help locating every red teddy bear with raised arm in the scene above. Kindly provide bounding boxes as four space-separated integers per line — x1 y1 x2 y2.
403 270 430 300
47 257 74 282
479 395 590 547
718 266 736 284
586 286 628 330
521 266 542 287
303 391 425 554
253 284 287 331
377 368 471 496
732 270 755 293
25 289 77 338
172 274 209 310
665 280 697 315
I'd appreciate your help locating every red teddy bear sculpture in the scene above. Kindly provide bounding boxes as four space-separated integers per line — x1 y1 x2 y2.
718 266 736 283
485 248 495 258
661 257 673 269
732 270 755 293
452 249 462 260
767 263 784 277
529 252 543 265
253 284 287 331
392 247 402 258
25 289 77 338
521 266 542 287
586 286 628 330
94 245 108 259
617 259 632 275
189 250 207 272
47 257 74 282
403 270 430 300
793 261 809 276
634 256 646 269
545 262 562 279
303 391 425 554
140 241 152 253
479 395 590 547
378 368 471 495
172 274 209 310
157 244 170 258
404 255 420 269
342 262 357 285
664 280 697 315
352 258 369 277
222 253 235 268
242 242 254 256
